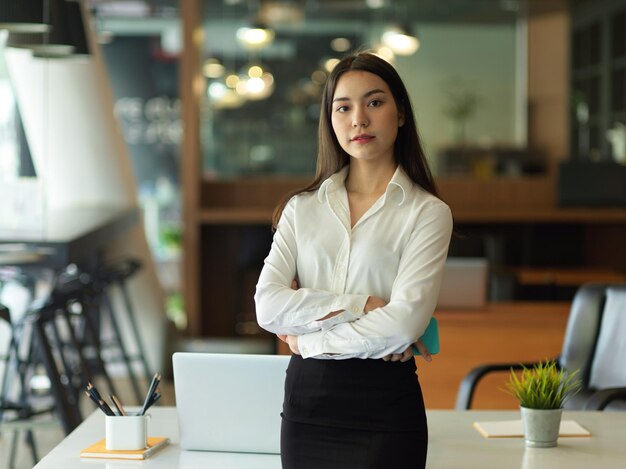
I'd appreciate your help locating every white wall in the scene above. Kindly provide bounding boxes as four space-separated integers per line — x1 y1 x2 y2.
394 23 520 168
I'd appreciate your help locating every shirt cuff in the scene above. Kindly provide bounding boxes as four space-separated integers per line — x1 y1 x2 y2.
316 309 361 331
297 330 387 359
297 331 325 358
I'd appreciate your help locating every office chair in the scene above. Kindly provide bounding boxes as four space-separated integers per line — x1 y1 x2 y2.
26 274 126 434
29 297 84 435
86 257 153 403
0 262 58 468
1 302 61 468
456 283 626 411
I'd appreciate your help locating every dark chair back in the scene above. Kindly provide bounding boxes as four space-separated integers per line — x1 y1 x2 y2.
560 284 626 410
456 283 626 410
559 284 606 385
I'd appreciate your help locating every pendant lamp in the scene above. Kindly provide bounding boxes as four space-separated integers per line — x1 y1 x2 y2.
6 0 89 57
0 0 50 33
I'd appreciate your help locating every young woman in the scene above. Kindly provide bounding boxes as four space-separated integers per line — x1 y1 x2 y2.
255 51 453 468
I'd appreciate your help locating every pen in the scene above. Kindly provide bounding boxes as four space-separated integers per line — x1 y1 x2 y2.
144 391 161 413
87 383 115 415
84 389 115 416
109 394 126 416
84 389 99 408
98 399 115 416
87 383 115 416
139 372 161 416
87 382 102 401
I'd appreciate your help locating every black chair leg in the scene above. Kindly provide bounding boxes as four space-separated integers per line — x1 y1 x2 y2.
0 334 19 424
25 428 39 465
32 317 82 435
8 430 19 469
119 281 153 384
76 303 120 398
101 291 143 403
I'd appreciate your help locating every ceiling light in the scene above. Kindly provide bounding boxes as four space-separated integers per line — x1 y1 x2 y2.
258 2 304 24
5 0 89 57
374 45 395 63
246 77 265 94
331 37 351 52
225 73 240 89
235 71 274 101
248 65 263 78
203 58 225 78
323 58 340 73
207 80 245 109
366 0 386 9
262 72 274 87
311 70 327 85
0 1 50 34
208 81 228 100
236 23 275 50
382 25 419 56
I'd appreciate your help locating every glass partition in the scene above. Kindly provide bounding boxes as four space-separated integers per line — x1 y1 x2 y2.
198 0 528 178
91 1 184 327
0 31 42 232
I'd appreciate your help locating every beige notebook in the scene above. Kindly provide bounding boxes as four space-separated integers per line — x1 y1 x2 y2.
80 436 170 460
473 420 591 438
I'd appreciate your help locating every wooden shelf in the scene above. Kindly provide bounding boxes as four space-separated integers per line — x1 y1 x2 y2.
196 206 626 225
451 208 626 223
197 208 273 225
513 267 626 287
194 175 626 225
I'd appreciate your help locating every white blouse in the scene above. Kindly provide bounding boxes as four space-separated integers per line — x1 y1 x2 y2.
255 165 453 359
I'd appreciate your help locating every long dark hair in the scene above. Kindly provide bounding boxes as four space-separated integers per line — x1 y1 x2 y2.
272 51 439 228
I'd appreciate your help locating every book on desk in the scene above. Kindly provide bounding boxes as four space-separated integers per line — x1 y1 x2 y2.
80 436 169 460
473 420 590 438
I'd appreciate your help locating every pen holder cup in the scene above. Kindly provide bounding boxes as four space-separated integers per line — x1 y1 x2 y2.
105 415 150 451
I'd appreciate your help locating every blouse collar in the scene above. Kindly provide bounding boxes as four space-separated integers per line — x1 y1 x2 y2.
317 165 411 206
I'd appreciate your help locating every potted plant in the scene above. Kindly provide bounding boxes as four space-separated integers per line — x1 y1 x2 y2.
504 360 581 448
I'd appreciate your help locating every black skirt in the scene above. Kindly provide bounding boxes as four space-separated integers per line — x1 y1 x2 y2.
281 355 428 469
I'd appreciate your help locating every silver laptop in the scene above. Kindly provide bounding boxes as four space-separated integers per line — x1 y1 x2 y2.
172 352 289 454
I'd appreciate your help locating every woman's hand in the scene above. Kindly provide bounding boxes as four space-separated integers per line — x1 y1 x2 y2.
382 345 413 362
365 296 432 362
412 339 432 362
277 334 301 355
382 339 432 363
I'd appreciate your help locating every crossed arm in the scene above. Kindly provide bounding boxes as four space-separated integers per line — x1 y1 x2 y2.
276 283 432 362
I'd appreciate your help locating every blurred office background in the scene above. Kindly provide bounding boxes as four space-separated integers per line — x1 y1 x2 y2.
2 0 626 466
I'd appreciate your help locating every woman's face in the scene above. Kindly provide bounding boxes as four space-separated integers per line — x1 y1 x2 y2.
330 70 404 165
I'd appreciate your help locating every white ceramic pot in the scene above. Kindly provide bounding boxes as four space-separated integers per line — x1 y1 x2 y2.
520 407 563 448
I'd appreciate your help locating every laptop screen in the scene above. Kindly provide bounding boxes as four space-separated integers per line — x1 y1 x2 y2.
173 353 289 454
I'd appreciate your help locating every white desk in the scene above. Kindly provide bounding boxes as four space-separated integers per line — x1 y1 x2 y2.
34 408 626 468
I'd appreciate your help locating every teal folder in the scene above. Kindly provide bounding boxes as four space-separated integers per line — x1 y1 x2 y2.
412 317 440 355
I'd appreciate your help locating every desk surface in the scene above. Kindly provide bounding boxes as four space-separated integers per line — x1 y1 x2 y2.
34 407 626 468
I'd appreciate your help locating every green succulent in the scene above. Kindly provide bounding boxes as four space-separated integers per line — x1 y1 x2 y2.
504 360 581 410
